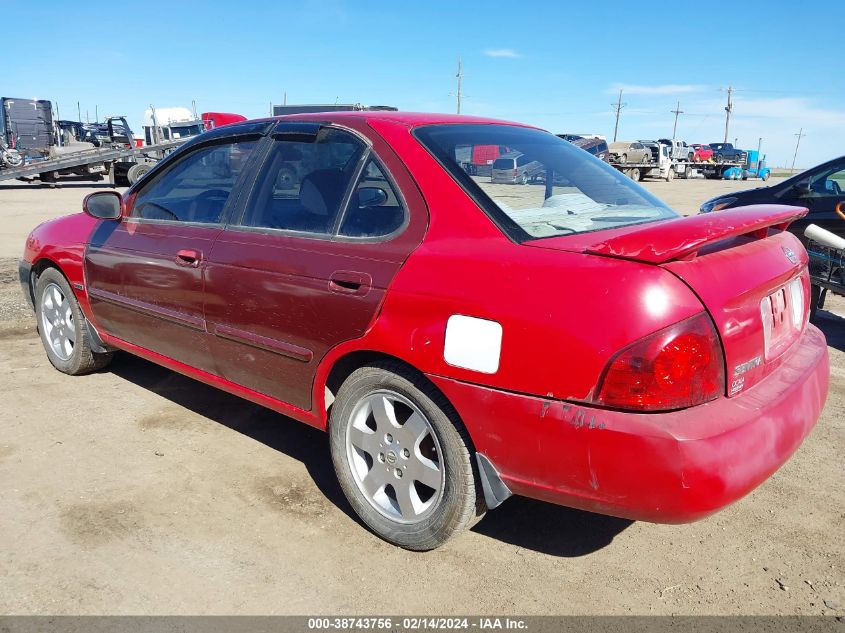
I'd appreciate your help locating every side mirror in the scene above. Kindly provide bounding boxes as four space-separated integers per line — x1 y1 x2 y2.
357 187 388 208
83 191 122 220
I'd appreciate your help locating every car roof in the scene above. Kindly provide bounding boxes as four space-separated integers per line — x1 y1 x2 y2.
247 111 538 129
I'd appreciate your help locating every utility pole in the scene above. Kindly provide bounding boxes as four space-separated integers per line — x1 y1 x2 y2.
77 101 81 122
670 101 683 139
722 86 734 143
791 128 806 173
191 100 197 120
95 105 98 122
611 89 626 142
455 57 463 114
283 91 287 106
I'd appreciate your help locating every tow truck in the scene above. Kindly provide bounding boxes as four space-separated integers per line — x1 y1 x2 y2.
610 142 748 182
0 115 183 186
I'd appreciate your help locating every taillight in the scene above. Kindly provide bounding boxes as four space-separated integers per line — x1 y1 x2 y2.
595 312 725 412
513 169 518 177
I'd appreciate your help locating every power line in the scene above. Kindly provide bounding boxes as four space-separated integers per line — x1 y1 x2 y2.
670 101 684 139
791 128 806 172
611 89 626 142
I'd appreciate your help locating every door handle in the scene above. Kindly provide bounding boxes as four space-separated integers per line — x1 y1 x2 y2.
175 249 202 267
329 271 372 295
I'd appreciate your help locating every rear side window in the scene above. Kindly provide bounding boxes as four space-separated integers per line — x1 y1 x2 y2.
339 159 405 238
131 140 257 224
239 128 365 234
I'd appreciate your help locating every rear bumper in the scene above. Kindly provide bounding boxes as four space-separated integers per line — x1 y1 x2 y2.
18 259 34 311
429 324 829 523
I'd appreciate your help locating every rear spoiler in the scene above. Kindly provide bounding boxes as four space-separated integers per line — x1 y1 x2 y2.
585 205 807 264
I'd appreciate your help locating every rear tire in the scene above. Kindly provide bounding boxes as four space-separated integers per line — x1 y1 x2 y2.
329 361 483 550
34 268 113 375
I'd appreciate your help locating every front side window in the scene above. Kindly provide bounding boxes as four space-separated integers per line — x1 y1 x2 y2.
239 127 365 234
132 139 257 224
415 124 677 240
170 124 204 139
808 164 845 197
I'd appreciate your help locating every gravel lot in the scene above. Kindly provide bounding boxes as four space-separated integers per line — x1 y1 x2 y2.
0 177 843 616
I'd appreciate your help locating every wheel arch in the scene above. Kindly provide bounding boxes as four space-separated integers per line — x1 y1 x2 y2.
319 349 476 446
26 256 63 305
322 349 450 418
28 252 99 331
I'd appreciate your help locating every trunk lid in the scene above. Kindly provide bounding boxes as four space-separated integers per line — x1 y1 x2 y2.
525 205 811 396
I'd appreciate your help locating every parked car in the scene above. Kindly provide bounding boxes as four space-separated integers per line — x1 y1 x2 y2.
709 142 745 162
490 151 544 184
690 143 714 162
558 134 610 162
637 139 659 163
609 141 651 164
701 154 845 241
20 113 828 550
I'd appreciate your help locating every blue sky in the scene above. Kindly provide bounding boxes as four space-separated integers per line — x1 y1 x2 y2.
6 0 843 167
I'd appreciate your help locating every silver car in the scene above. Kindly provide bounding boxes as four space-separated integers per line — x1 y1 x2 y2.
608 141 651 164
491 152 544 184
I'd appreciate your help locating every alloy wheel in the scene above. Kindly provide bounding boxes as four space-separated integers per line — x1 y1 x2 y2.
346 389 445 524
40 282 75 360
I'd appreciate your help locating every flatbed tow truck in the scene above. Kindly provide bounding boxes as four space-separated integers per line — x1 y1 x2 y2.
0 116 184 187
610 153 746 182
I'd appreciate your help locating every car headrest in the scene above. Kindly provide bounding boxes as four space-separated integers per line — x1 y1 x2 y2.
300 168 345 217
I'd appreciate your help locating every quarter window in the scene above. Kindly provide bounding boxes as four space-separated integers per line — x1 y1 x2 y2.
339 159 405 238
809 166 845 197
131 140 257 224
239 128 365 234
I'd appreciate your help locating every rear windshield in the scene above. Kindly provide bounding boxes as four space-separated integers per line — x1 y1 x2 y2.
492 157 515 169
415 124 678 241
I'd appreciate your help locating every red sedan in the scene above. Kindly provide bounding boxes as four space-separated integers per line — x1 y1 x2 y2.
19 113 828 550
690 143 714 162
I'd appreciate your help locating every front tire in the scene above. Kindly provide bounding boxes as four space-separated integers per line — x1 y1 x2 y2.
329 362 482 550
35 268 113 375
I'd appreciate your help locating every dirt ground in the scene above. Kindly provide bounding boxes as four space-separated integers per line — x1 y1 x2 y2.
0 178 843 616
